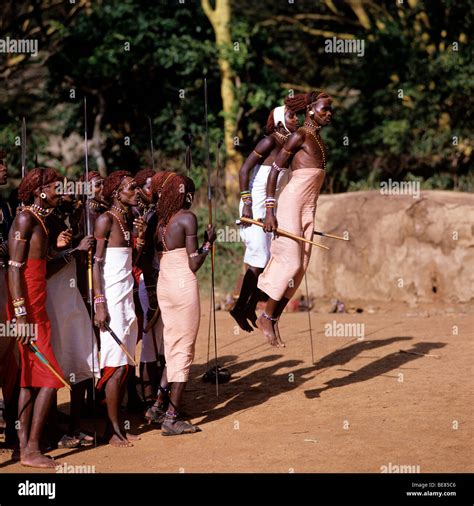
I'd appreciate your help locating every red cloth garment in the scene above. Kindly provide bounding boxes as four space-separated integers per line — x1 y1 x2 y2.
7 259 64 389
96 364 129 392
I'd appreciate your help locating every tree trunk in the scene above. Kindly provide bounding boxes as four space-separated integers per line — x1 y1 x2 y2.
201 0 243 204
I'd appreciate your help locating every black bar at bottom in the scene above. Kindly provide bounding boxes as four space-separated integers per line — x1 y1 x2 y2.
0 473 472 506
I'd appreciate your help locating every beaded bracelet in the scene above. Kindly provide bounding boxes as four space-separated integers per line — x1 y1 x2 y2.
8 260 25 269
272 161 284 173
252 150 263 158
265 198 276 209
12 297 26 307
241 193 253 206
200 241 212 254
14 306 27 317
94 294 106 303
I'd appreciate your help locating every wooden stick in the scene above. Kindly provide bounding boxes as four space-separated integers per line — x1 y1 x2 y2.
314 231 348 241
29 342 72 391
144 307 160 333
103 323 137 366
239 217 329 251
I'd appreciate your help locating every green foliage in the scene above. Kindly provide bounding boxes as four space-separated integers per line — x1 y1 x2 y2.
1 0 473 283
195 201 244 295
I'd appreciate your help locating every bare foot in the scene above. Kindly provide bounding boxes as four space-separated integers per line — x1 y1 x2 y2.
108 433 133 448
274 321 286 348
21 450 58 469
230 307 253 333
126 432 140 442
256 315 278 346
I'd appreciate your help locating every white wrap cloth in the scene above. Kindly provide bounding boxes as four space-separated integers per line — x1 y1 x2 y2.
99 247 138 368
239 164 288 268
46 259 99 383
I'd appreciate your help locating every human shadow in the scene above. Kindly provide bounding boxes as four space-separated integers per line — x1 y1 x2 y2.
304 341 446 399
193 338 443 425
313 336 413 370
193 356 307 425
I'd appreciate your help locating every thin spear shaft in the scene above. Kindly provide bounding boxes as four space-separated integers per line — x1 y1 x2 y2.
83 97 97 446
21 117 26 179
304 273 315 364
204 78 219 397
29 343 71 391
148 116 155 171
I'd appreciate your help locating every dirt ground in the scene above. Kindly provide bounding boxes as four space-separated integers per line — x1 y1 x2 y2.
1 300 472 474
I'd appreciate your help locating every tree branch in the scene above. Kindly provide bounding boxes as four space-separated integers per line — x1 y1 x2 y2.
259 15 356 39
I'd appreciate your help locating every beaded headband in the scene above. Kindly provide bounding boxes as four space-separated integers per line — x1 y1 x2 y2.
159 172 177 192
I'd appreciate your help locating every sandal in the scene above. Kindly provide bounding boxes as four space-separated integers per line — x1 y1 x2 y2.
145 403 167 425
161 412 201 436
202 366 231 384
145 386 170 422
73 431 95 447
58 435 81 449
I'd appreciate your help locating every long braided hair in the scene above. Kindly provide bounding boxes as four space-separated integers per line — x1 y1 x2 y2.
284 91 332 114
153 172 195 229
265 110 276 135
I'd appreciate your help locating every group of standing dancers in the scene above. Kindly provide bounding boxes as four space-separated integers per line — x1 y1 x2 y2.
0 90 332 468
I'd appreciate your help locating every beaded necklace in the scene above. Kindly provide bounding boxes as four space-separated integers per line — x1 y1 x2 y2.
158 224 169 251
28 203 53 218
88 200 102 211
302 121 327 170
110 204 127 215
106 210 130 247
273 131 290 147
24 206 49 236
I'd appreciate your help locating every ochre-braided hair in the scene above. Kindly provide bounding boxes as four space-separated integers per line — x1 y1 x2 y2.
265 110 276 134
150 171 175 203
102 170 132 201
79 171 102 183
135 168 155 188
284 91 332 114
18 167 62 204
154 173 195 228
